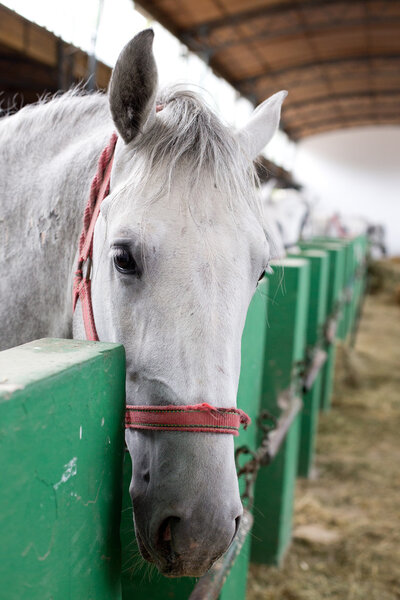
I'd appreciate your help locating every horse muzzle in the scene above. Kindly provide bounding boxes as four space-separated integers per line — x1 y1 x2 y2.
126 402 248 576
134 503 242 577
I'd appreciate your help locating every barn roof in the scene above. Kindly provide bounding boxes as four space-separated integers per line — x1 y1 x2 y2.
135 0 400 139
0 3 297 186
0 4 111 110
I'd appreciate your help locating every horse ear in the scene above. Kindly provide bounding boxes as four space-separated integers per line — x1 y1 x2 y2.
109 29 158 144
237 91 288 160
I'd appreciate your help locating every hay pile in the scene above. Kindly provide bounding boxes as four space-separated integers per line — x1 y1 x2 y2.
368 256 400 303
247 279 400 600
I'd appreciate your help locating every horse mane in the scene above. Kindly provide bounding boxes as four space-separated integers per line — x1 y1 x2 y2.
0 86 109 142
1 85 263 222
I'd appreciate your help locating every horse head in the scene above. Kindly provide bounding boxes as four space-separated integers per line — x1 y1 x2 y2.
81 29 286 577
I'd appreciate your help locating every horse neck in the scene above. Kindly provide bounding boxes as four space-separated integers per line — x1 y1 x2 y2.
2 93 114 220
0 93 115 348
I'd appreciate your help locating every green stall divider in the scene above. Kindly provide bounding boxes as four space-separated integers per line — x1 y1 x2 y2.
219 277 268 600
349 234 368 343
288 250 329 478
337 240 353 340
251 258 310 566
338 240 356 341
121 279 269 600
0 338 126 600
309 237 356 340
317 235 368 342
299 241 346 412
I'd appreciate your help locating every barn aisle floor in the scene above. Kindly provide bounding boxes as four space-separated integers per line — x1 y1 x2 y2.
247 288 400 600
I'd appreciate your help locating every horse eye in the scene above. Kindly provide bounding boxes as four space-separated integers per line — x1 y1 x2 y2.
113 247 139 275
258 269 266 282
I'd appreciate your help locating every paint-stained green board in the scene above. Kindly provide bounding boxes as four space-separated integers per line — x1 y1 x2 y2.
299 241 346 411
263 258 310 400
219 277 268 600
333 240 354 340
251 258 310 565
344 240 357 339
308 237 355 340
349 235 368 341
288 250 329 477
121 280 269 600
0 338 126 600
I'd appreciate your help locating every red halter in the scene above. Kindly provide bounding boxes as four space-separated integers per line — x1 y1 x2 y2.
73 133 118 341
73 135 251 435
126 403 250 435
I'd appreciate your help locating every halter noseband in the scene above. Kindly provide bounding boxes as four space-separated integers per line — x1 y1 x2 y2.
73 135 251 435
126 403 250 435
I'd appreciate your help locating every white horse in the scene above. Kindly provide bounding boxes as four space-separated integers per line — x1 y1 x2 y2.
260 183 312 254
0 30 286 577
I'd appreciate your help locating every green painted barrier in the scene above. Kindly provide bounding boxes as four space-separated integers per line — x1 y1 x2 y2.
120 279 269 600
219 277 268 600
0 338 126 600
311 237 361 341
349 234 368 343
288 250 329 478
299 241 346 412
336 240 353 340
251 258 310 565
338 239 358 341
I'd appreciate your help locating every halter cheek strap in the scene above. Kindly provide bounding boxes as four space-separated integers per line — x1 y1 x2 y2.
73 136 251 435
73 133 118 341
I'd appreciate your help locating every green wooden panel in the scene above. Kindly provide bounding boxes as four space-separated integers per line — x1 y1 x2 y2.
299 373 323 477
251 258 310 565
288 250 329 478
299 241 346 412
121 280 269 600
338 240 354 340
299 241 345 312
0 338 126 600
347 239 358 337
307 237 356 340
262 259 310 404
220 278 268 600
252 414 301 566
349 235 368 338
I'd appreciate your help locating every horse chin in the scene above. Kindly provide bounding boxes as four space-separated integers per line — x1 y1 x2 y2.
135 522 217 577
157 558 214 579
135 528 155 563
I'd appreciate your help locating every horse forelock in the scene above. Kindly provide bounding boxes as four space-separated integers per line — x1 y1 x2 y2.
117 86 263 221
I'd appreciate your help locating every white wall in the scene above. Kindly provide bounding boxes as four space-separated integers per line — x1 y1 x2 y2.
293 126 400 255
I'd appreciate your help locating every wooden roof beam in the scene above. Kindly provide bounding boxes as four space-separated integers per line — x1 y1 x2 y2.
236 54 400 89
179 0 399 37
288 110 400 134
0 75 57 94
183 15 400 54
284 89 400 112
297 116 400 136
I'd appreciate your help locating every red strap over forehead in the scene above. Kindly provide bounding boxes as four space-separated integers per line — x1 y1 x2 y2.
125 403 251 436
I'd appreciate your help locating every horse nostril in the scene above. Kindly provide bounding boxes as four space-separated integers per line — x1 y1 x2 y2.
156 516 181 556
233 515 241 540
143 471 150 483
